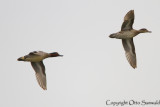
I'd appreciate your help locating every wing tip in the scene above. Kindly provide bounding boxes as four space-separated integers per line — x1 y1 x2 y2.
132 65 137 69
39 84 47 90
128 10 134 14
130 62 137 69
42 87 47 90
35 72 47 91
124 10 134 21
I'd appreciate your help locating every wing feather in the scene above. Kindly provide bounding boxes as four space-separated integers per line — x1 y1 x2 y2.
31 61 47 90
122 39 137 68
121 10 134 31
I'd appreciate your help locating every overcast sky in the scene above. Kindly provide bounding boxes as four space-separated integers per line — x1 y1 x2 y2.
0 0 160 107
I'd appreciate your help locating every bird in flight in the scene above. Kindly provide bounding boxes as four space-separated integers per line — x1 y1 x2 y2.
17 51 63 90
109 10 151 68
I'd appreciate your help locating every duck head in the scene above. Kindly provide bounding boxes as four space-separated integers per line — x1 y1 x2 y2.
49 52 63 57
139 28 151 33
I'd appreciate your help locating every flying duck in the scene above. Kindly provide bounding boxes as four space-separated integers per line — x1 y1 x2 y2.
17 51 63 90
109 10 151 68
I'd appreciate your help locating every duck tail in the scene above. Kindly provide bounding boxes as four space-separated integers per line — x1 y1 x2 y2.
109 33 116 38
17 57 25 61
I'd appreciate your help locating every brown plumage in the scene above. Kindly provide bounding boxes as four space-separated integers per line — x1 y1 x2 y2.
109 10 151 69
17 51 63 90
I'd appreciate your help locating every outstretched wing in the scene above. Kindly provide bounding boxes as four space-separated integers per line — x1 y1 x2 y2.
31 61 47 90
121 10 134 31
122 38 137 68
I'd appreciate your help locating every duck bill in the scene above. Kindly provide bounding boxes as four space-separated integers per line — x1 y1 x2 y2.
148 31 152 33
56 54 63 57
17 57 25 61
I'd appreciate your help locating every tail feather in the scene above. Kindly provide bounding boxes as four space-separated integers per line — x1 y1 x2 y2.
109 33 116 38
17 57 25 61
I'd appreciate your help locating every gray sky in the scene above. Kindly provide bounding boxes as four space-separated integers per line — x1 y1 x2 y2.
0 0 160 107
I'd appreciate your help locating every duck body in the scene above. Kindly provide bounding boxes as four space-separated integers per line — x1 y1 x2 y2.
17 51 63 90
110 29 139 39
18 51 50 62
109 10 151 69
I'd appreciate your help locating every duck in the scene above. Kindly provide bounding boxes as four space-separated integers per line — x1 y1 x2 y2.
17 51 63 90
109 10 151 69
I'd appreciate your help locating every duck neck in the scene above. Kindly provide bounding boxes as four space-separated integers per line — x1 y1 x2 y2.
137 29 146 33
133 30 141 35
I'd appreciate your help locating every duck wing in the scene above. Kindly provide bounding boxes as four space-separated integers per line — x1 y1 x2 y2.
121 10 134 31
31 61 47 90
29 51 41 56
122 38 137 68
